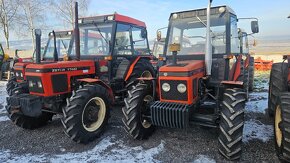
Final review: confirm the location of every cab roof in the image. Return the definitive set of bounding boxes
[169,5,236,20]
[79,13,146,28]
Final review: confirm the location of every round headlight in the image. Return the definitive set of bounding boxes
[177,83,187,93]
[162,83,170,92]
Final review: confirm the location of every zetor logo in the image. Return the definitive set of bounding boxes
[52,67,78,72]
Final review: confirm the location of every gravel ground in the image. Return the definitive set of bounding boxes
[0,71,279,162]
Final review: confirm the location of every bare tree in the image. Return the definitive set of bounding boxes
[16,0,49,50]
[52,0,90,28]
[0,0,19,49]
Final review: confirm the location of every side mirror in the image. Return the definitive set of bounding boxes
[251,21,259,34]
[157,31,162,41]
[141,29,147,39]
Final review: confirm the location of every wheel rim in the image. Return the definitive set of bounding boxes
[141,70,152,78]
[275,105,282,147]
[141,95,153,129]
[82,97,106,132]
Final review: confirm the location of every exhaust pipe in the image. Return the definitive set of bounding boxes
[52,30,58,61]
[74,2,80,60]
[35,29,41,64]
[205,0,213,76]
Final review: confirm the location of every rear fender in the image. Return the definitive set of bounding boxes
[124,56,153,81]
[221,80,244,89]
[77,78,114,102]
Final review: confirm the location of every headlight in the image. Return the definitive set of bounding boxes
[37,81,42,88]
[20,73,23,77]
[162,83,170,92]
[177,83,187,93]
[15,72,19,77]
[29,81,34,87]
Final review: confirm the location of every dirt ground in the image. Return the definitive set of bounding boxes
[0,71,279,162]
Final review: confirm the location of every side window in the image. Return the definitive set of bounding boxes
[115,24,132,55]
[230,16,240,53]
[132,27,149,55]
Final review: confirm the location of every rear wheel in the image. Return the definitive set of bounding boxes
[62,85,111,143]
[218,88,246,160]
[122,82,155,140]
[248,57,254,91]
[6,86,53,129]
[6,76,17,96]
[268,63,288,117]
[237,60,249,100]
[126,59,155,89]
[274,92,290,161]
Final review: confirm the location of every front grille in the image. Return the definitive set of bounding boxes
[150,101,190,128]
[14,70,24,80]
[26,76,44,93]
[160,80,187,101]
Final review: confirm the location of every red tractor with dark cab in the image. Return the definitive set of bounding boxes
[6,30,74,96]
[122,2,258,160]
[6,2,155,144]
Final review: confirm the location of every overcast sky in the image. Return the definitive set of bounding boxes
[5,0,290,41]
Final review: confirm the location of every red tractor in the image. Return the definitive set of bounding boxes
[122,2,259,160]
[6,30,74,96]
[6,3,155,143]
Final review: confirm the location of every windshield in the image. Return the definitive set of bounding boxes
[166,14,227,55]
[43,35,72,59]
[75,23,112,56]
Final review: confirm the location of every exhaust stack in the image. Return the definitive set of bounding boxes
[205,0,213,75]
[74,2,80,60]
[35,29,41,64]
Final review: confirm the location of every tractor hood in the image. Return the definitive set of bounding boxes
[159,60,205,76]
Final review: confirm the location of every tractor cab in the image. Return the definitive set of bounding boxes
[12,30,74,82]
[75,14,152,89]
[238,29,249,55]
[42,30,74,61]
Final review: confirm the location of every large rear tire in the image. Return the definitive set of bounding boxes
[122,82,155,140]
[268,63,288,117]
[274,92,290,161]
[126,59,155,89]
[62,85,111,143]
[6,76,17,96]
[218,88,246,160]
[248,57,254,91]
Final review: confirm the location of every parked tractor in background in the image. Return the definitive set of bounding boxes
[269,16,290,162]
[238,28,255,95]
[6,30,74,96]
[0,44,14,80]
[122,2,259,160]
[6,2,155,144]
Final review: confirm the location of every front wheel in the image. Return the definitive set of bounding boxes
[274,92,290,161]
[62,85,111,143]
[122,82,155,140]
[218,88,246,160]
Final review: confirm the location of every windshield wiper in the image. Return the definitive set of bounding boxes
[93,22,109,44]
[195,16,216,38]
